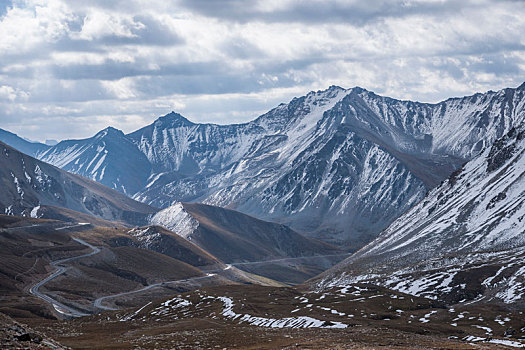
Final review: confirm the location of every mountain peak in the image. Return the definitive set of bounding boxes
[349,86,369,94]
[327,85,345,91]
[157,112,194,126]
[95,126,125,139]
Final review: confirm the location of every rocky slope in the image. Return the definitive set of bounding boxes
[10,83,525,246]
[152,202,339,262]
[0,141,156,225]
[315,124,525,307]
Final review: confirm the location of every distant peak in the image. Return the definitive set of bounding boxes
[350,86,369,94]
[156,112,194,126]
[95,126,125,138]
[316,85,347,95]
[328,85,345,91]
[308,85,347,98]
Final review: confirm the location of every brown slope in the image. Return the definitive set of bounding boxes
[183,202,341,262]
[103,225,221,268]
[176,203,347,284]
[0,215,214,318]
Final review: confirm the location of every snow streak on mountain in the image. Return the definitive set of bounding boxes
[316,120,525,307]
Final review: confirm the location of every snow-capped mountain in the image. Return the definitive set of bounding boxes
[15,83,525,246]
[39,127,152,195]
[315,124,525,306]
[0,141,156,225]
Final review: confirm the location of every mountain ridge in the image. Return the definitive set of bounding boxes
[0,128,50,158]
[313,122,525,307]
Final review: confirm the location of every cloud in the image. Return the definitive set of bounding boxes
[176,0,477,25]
[0,85,29,101]
[0,0,523,142]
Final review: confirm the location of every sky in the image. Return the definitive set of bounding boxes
[0,0,524,142]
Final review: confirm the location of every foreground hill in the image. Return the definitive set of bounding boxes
[3,214,524,348]
[0,141,156,226]
[315,125,525,308]
[0,215,262,318]
[152,202,339,261]
[22,283,525,349]
[151,202,345,283]
[10,83,524,248]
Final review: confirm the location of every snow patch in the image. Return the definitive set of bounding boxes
[30,205,41,218]
[150,203,199,239]
[215,296,347,329]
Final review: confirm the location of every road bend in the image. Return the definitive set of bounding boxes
[28,224,100,318]
[94,252,351,311]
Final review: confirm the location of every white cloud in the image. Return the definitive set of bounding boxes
[101,78,137,99]
[71,10,144,41]
[0,85,29,101]
[0,0,74,53]
[0,0,523,141]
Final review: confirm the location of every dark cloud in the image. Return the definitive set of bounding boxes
[91,14,184,46]
[48,61,225,81]
[60,14,183,47]
[178,0,475,25]
[27,80,114,103]
[130,70,302,96]
[467,54,523,76]
[220,37,265,59]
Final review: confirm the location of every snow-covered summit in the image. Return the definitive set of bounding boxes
[39,126,151,195]
[150,202,199,239]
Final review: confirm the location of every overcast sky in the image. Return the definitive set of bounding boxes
[0,0,524,142]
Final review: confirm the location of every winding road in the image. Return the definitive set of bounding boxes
[20,220,351,316]
[93,252,351,311]
[94,273,218,310]
[28,223,100,318]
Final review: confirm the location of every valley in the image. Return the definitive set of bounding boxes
[1,84,525,349]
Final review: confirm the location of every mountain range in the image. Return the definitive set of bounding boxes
[3,83,525,248]
[0,141,156,226]
[0,140,343,287]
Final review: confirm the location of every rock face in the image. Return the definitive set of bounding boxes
[0,141,156,225]
[6,83,525,246]
[315,124,525,307]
